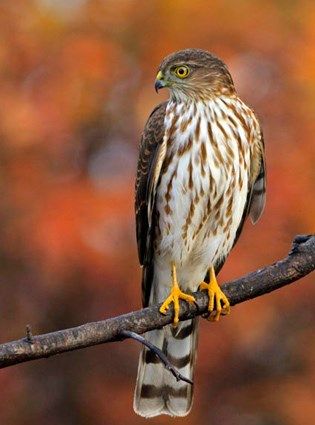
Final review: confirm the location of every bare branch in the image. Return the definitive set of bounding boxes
[0,234,314,370]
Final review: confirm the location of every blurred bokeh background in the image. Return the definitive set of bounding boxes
[0,1,314,424]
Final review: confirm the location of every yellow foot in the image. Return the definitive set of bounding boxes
[199,266,230,322]
[159,263,195,326]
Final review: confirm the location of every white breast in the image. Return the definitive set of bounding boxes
[154,96,256,292]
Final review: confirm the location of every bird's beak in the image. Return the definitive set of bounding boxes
[155,71,166,93]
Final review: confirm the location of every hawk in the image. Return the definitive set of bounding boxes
[134,49,266,418]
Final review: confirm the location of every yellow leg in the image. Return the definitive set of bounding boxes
[159,263,196,326]
[199,266,230,322]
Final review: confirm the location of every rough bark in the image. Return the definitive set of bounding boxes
[0,234,313,369]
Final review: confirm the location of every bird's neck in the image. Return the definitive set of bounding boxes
[169,84,236,103]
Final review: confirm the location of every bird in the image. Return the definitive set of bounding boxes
[133,48,266,418]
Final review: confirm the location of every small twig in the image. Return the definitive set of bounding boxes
[120,330,193,385]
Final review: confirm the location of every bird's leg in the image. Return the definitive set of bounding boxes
[159,262,196,326]
[199,266,230,322]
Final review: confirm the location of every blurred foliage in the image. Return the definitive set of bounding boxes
[0,1,314,424]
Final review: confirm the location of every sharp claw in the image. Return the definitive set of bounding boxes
[209,292,214,311]
[199,267,230,322]
[159,284,195,325]
[209,310,219,322]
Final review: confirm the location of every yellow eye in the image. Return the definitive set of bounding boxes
[174,65,190,79]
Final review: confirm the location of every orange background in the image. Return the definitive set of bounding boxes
[0,1,314,424]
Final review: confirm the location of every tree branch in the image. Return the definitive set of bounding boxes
[0,234,314,369]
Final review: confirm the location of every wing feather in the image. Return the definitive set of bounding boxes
[249,137,266,224]
[135,102,167,306]
[236,128,266,236]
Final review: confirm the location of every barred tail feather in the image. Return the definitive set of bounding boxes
[133,318,199,418]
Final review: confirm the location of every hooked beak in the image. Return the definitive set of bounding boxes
[155,71,166,93]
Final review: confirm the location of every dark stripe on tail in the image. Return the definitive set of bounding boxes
[143,344,191,368]
[140,384,188,399]
[170,322,194,339]
[143,349,160,364]
[167,353,191,368]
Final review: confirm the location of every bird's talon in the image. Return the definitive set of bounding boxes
[199,266,230,321]
[209,311,219,322]
[159,263,195,325]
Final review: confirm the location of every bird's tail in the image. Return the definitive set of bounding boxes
[133,317,199,417]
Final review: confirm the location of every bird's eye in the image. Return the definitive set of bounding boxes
[174,65,190,79]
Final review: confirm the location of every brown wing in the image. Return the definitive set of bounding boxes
[248,132,266,224]
[135,102,167,306]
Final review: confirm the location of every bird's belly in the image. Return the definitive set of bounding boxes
[154,125,249,290]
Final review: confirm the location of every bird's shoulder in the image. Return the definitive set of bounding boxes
[135,101,167,198]
[140,101,168,148]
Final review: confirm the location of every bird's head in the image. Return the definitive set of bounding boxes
[155,48,236,101]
